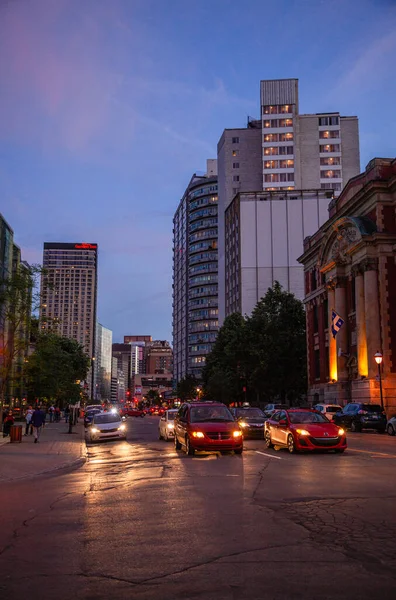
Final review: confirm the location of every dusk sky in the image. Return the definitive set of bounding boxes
[1,0,395,344]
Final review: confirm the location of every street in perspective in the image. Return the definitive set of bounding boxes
[1,1,396,599]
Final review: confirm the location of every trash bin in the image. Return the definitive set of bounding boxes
[10,425,23,443]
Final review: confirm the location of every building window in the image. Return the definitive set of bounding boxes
[233,175,240,182]
[278,146,294,155]
[263,133,278,143]
[279,118,293,127]
[279,159,294,168]
[320,144,340,153]
[314,349,321,380]
[279,173,294,182]
[264,160,279,169]
[233,188,238,195]
[321,183,341,191]
[320,157,341,166]
[232,150,238,156]
[321,170,341,179]
[264,174,279,183]
[232,137,239,143]
[233,162,239,168]
[319,116,339,126]
[263,147,279,156]
[279,132,294,142]
[319,130,340,139]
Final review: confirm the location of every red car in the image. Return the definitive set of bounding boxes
[126,407,145,418]
[174,402,243,455]
[264,408,347,454]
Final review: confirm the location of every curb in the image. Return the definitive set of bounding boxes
[0,455,87,483]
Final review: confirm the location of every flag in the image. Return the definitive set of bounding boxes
[331,310,344,338]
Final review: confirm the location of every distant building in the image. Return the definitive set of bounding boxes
[217,78,360,323]
[145,340,173,374]
[40,242,98,398]
[112,343,133,395]
[298,158,396,413]
[225,189,333,316]
[133,373,173,402]
[173,160,219,382]
[94,323,112,403]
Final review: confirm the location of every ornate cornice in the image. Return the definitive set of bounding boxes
[361,257,379,272]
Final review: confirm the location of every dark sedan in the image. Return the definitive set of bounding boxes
[333,403,386,433]
[232,407,266,438]
[84,408,102,428]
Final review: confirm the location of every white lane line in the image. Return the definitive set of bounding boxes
[256,450,283,460]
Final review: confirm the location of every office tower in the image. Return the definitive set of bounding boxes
[218,78,360,323]
[124,335,152,374]
[173,160,218,382]
[40,242,98,396]
[112,343,133,394]
[145,340,173,374]
[94,323,112,403]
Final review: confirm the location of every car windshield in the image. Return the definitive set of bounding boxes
[93,414,120,424]
[362,405,383,412]
[325,406,341,413]
[288,411,329,424]
[87,410,101,416]
[167,411,178,420]
[236,408,265,419]
[190,406,234,422]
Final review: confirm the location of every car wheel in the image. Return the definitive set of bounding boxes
[185,436,195,455]
[335,449,345,453]
[158,431,162,440]
[265,431,273,448]
[287,434,296,454]
[174,433,182,450]
[141,414,145,418]
[387,424,395,436]
[234,448,243,455]
[351,421,361,433]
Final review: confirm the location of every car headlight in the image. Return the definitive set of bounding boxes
[167,423,174,429]
[338,428,345,436]
[233,430,243,438]
[296,429,310,436]
[119,424,126,431]
[91,427,100,434]
[239,421,250,428]
[192,431,204,438]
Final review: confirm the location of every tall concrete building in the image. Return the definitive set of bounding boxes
[173,160,218,382]
[218,78,360,323]
[94,323,112,403]
[112,343,133,395]
[40,242,98,397]
[145,340,173,375]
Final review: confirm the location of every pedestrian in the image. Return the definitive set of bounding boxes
[2,411,14,437]
[55,406,61,422]
[64,406,70,423]
[25,406,34,436]
[31,406,45,443]
[49,405,55,423]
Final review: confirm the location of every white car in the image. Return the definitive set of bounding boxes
[88,412,127,443]
[313,404,342,421]
[386,416,396,436]
[158,409,178,441]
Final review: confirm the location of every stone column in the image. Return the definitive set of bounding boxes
[327,285,337,382]
[363,259,382,379]
[335,277,348,380]
[354,267,368,377]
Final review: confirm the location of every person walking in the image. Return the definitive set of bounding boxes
[55,406,61,422]
[64,406,70,424]
[31,406,45,443]
[25,406,34,436]
[48,405,55,423]
[2,411,14,438]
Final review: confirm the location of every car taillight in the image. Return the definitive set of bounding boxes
[358,410,367,415]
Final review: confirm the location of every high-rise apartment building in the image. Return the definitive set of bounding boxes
[145,340,173,375]
[40,242,98,396]
[173,160,218,382]
[218,78,360,322]
[112,343,133,394]
[94,323,112,403]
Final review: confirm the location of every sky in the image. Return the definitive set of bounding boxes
[1,0,395,344]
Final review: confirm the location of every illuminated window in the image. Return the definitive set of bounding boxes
[319,130,340,139]
[263,133,278,142]
[264,147,279,156]
[264,160,279,169]
[279,159,294,168]
[320,144,340,153]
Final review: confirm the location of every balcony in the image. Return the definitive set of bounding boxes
[189,252,217,265]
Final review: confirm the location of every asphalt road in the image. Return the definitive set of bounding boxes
[1,416,396,600]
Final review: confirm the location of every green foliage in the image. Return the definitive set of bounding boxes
[24,333,90,407]
[145,389,161,406]
[203,282,307,405]
[176,374,200,402]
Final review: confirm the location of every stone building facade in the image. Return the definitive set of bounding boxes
[298,158,396,414]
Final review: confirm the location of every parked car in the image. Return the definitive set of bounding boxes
[264,408,347,453]
[332,403,386,433]
[386,416,396,436]
[231,407,266,438]
[84,408,102,428]
[88,412,127,443]
[158,409,178,441]
[263,403,289,418]
[313,404,342,421]
[174,402,243,455]
[126,407,145,418]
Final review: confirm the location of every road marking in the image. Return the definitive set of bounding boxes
[256,450,283,460]
[348,448,396,458]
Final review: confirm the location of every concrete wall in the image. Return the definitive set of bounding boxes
[340,117,361,185]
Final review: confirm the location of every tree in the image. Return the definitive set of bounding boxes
[24,333,90,407]
[176,374,200,402]
[145,389,161,406]
[246,282,307,403]
[202,313,248,405]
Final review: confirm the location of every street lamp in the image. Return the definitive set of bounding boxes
[374,352,384,409]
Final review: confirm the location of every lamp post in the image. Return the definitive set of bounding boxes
[374,352,384,410]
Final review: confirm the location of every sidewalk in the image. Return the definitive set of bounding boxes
[0,421,87,482]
